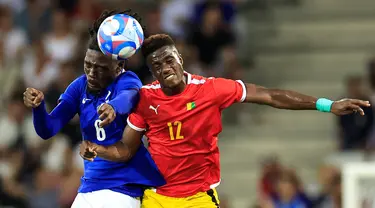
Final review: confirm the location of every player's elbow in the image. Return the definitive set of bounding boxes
[113,155,132,162]
[35,129,55,140]
[267,97,290,109]
[115,149,134,162]
[33,120,60,140]
[104,153,133,163]
[38,133,53,140]
[267,97,284,108]
[261,89,286,109]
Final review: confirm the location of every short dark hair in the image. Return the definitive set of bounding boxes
[141,34,175,58]
[88,9,144,52]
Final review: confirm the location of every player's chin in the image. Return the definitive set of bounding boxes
[87,83,101,92]
[163,78,181,88]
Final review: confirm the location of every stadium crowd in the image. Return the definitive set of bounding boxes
[0,0,374,208]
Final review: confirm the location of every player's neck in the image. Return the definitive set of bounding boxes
[87,87,101,95]
[162,75,187,96]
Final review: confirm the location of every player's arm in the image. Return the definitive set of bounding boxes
[243,84,370,115]
[97,89,139,127]
[86,100,147,162]
[24,78,81,139]
[88,125,143,162]
[97,74,142,127]
[108,73,142,115]
[243,84,317,109]
[107,89,139,115]
[213,78,370,116]
[24,89,78,140]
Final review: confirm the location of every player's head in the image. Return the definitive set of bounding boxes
[141,34,184,89]
[85,9,144,92]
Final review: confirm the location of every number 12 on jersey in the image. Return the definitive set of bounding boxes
[167,121,184,140]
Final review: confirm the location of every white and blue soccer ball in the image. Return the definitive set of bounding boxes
[97,14,144,60]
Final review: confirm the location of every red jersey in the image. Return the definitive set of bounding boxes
[127,73,246,197]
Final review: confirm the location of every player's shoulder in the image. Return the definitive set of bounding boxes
[73,74,87,83]
[59,75,86,103]
[115,70,142,89]
[189,73,213,85]
[139,73,212,94]
[141,80,161,90]
[121,70,141,81]
[188,73,218,91]
[138,80,161,97]
[69,74,87,91]
[198,75,238,86]
[189,74,243,93]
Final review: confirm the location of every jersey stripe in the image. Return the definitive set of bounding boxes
[190,78,206,84]
[127,117,146,131]
[141,72,204,90]
[209,180,221,189]
[142,84,161,89]
[236,80,247,102]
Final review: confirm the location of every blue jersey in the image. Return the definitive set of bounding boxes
[58,71,165,196]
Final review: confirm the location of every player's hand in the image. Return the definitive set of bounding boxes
[79,141,97,162]
[97,103,116,127]
[331,99,371,116]
[23,88,44,108]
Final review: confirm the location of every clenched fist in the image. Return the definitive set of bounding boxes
[23,88,44,108]
[79,140,97,162]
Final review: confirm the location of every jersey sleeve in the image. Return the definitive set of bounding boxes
[58,76,83,111]
[108,72,142,115]
[116,71,143,91]
[127,106,147,132]
[212,77,246,109]
[127,90,147,132]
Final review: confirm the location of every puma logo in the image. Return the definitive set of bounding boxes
[149,105,160,115]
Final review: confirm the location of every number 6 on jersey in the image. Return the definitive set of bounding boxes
[94,119,106,141]
[168,121,184,140]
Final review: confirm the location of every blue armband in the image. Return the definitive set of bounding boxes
[316,98,334,112]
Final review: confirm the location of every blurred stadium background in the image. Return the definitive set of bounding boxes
[1,0,375,207]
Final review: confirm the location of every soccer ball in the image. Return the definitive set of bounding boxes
[97,14,144,60]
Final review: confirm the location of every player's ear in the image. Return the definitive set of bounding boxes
[115,60,125,73]
[118,60,126,69]
[178,53,183,66]
[149,68,157,80]
[112,61,123,75]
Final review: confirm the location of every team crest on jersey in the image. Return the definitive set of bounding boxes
[186,102,196,111]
